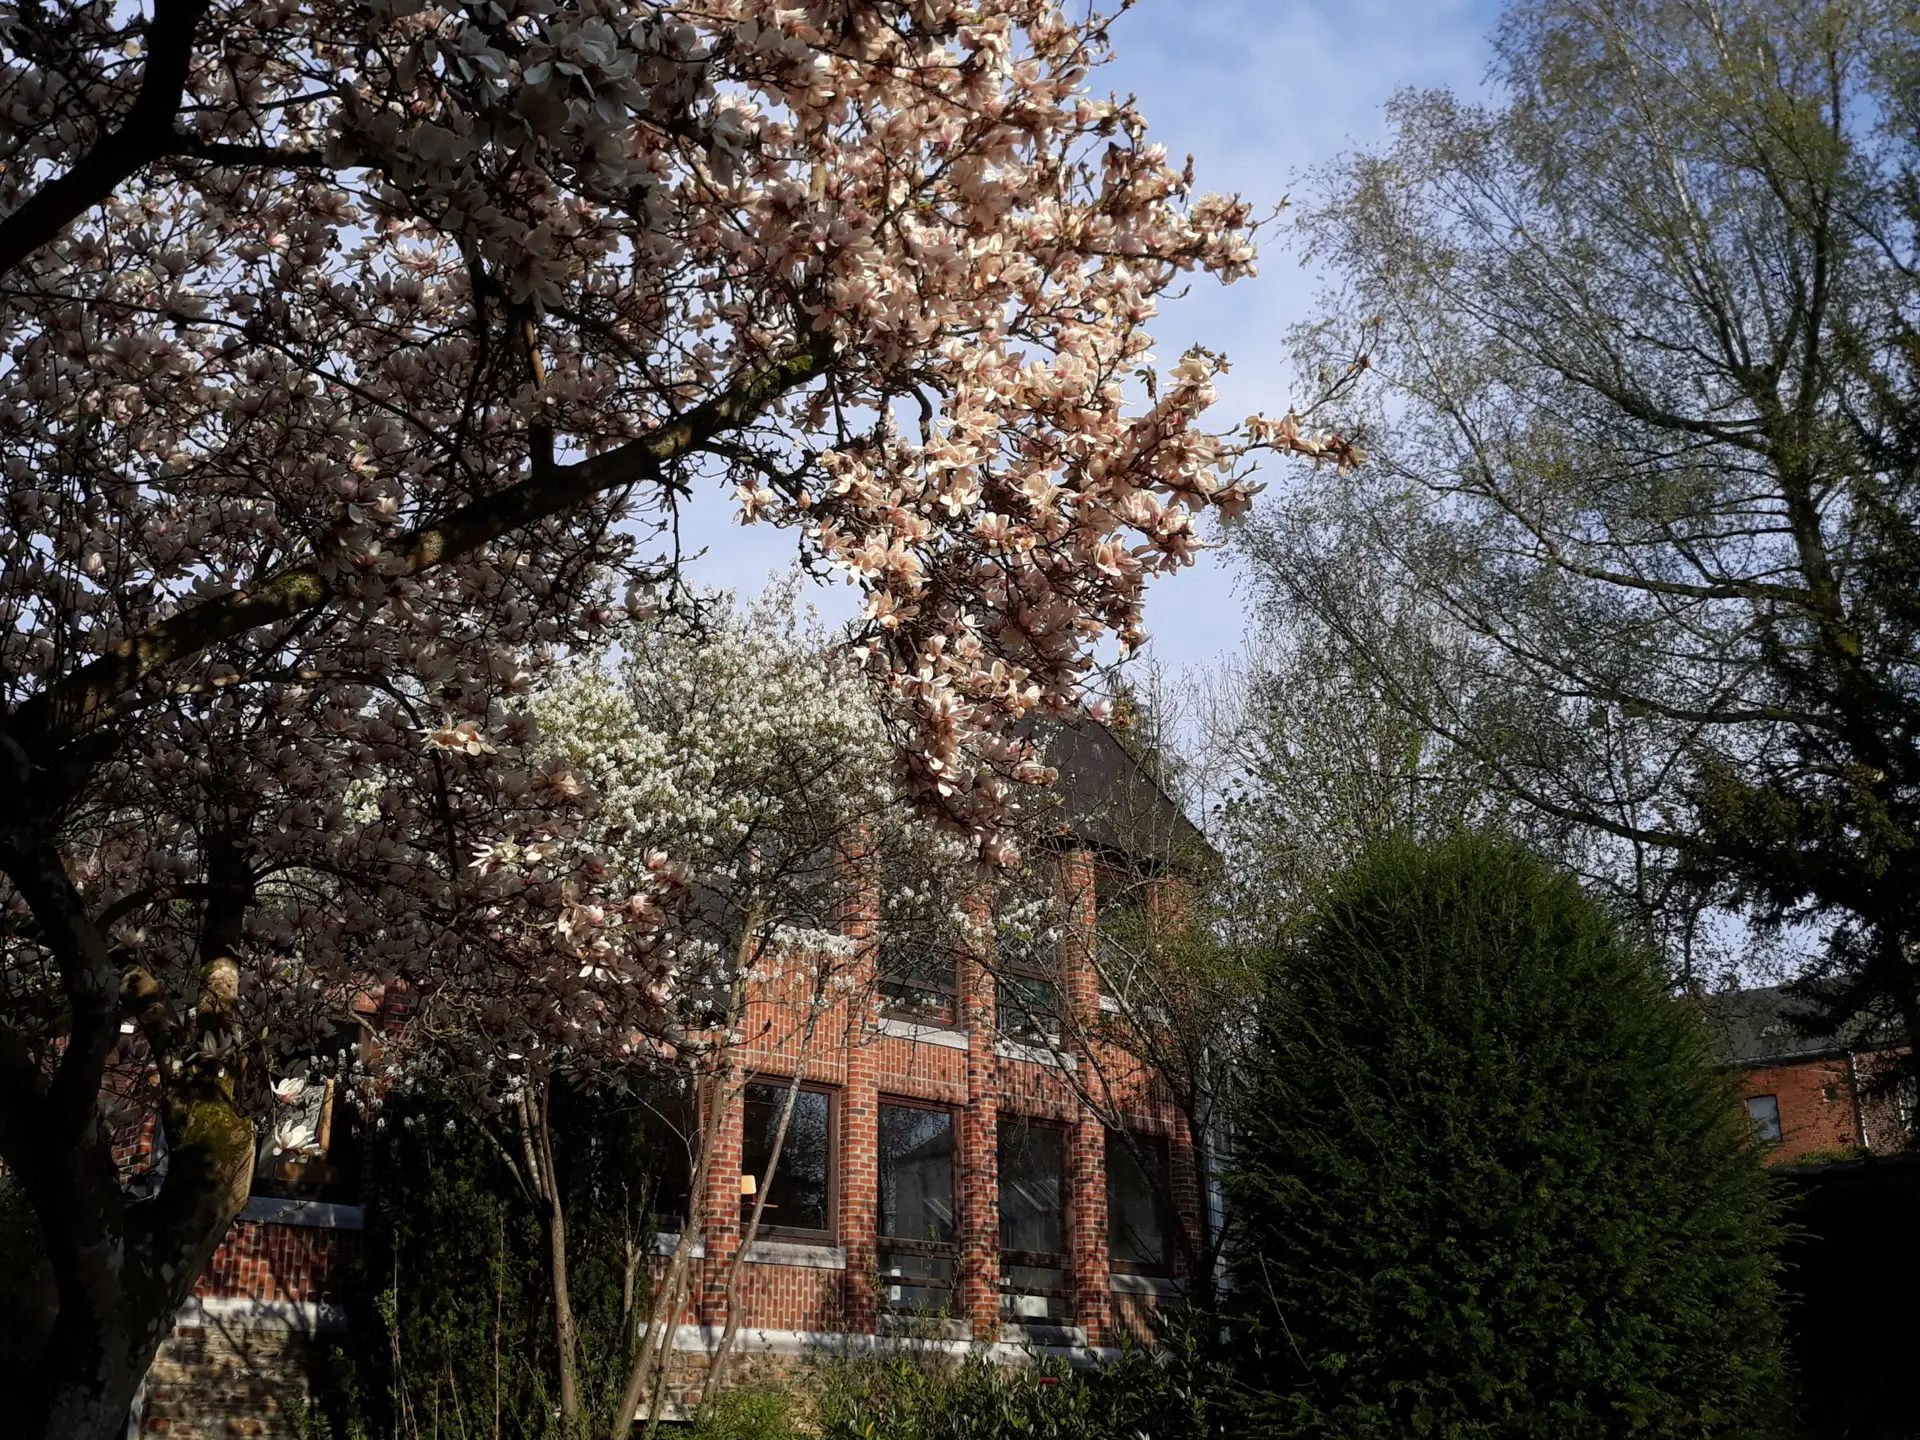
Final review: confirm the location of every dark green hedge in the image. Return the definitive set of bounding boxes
[1225,833,1791,1439]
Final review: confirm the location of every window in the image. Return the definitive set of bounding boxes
[877,1102,957,1313]
[996,971,1061,1046]
[253,1027,362,1203]
[741,1082,834,1239]
[1106,1131,1172,1275]
[633,1075,697,1224]
[877,859,961,1026]
[998,1118,1071,1323]
[877,944,960,1027]
[1095,867,1150,995]
[1746,1094,1783,1145]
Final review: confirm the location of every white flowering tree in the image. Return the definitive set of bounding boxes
[0,1,1353,1431]
[389,587,1005,1434]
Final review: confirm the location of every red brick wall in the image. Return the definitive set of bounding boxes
[1729,1050,1914,1165]
[174,846,1197,1363]
[195,1221,357,1305]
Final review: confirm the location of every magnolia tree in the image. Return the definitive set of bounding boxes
[0,1,1350,1432]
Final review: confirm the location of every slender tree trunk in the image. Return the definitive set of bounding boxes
[703,991,827,1401]
[518,1083,580,1429]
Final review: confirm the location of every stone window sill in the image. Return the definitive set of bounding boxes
[995,1038,1075,1069]
[238,1197,365,1230]
[876,1015,970,1050]
[1109,1274,1184,1297]
[743,1239,847,1269]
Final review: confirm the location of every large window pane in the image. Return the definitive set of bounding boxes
[634,1075,697,1223]
[1745,1094,1782,1145]
[742,1083,833,1237]
[997,1120,1066,1256]
[998,1119,1070,1323]
[1106,1131,1170,1273]
[878,1104,955,1243]
[996,974,1060,1045]
[878,1103,957,1315]
[877,945,959,1025]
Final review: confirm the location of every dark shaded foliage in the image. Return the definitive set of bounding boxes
[1226,834,1792,1438]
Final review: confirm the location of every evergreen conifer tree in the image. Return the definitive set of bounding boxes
[1226,833,1790,1438]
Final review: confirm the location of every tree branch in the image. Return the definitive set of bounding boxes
[13,345,830,761]
[0,0,211,280]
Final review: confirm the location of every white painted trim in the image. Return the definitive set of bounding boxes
[239,1197,365,1230]
[1109,1274,1185,1297]
[743,1239,846,1269]
[995,1039,1076,1070]
[174,1297,349,1334]
[653,1232,707,1258]
[875,1015,970,1050]
[1097,993,1123,1014]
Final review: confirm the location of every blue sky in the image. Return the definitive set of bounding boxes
[675,0,1505,682]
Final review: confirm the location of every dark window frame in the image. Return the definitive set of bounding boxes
[876,1097,961,1315]
[632,1073,699,1228]
[252,1024,364,1203]
[1104,1129,1175,1277]
[996,1115,1074,1324]
[876,941,962,1028]
[740,1078,839,1243]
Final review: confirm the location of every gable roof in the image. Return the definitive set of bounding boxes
[1697,984,1904,1067]
[1033,720,1214,874]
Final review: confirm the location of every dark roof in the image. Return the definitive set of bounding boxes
[1033,720,1213,873]
[1697,985,1903,1068]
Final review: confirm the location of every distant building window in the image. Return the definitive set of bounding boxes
[741,1083,834,1239]
[1094,866,1150,998]
[877,1102,957,1314]
[1106,1131,1173,1275]
[1746,1094,1783,1145]
[878,861,961,1026]
[999,1118,1071,1323]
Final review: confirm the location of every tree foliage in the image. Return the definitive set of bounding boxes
[1225,833,1791,1439]
[0,1,1355,1427]
[1242,0,1920,1007]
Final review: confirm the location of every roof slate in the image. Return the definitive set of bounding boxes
[1697,985,1903,1067]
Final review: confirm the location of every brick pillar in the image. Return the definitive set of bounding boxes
[960,942,1001,1342]
[1169,1110,1204,1292]
[840,830,881,1332]
[1060,848,1107,1344]
[697,1069,744,1327]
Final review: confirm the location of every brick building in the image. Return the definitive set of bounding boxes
[135,721,1213,1434]
[1700,985,1912,1165]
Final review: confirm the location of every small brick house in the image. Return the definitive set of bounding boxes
[1699,985,1912,1165]
[136,721,1214,1434]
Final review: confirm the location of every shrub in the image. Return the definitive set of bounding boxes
[1226,833,1791,1438]
[810,1318,1236,1440]
[691,1385,799,1440]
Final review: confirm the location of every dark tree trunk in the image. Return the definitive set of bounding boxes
[0,780,260,1440]
[11,1097,253,1440]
